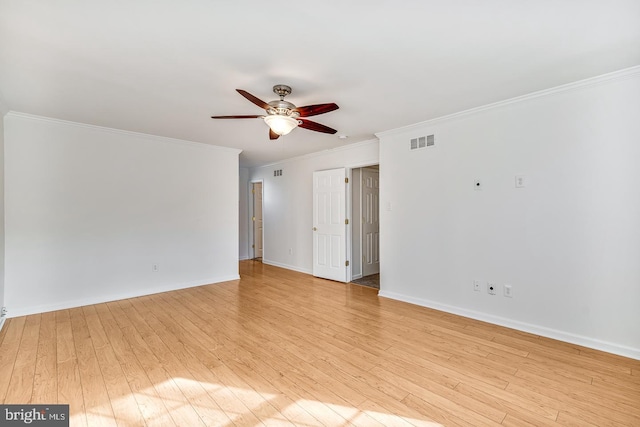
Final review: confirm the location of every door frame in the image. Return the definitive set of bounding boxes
[248,179,264,260]
[361,166,380,278]
[345,162,380,283]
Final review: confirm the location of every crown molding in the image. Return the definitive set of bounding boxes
[5,111,242,155]
[376,65,640,138]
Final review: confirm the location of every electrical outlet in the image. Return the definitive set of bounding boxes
[515,175,526,188]
[288,248,293,255]
[473,280,482,292]
[504,284,513,298]
[487,283,497,295]
[152,264,159,272]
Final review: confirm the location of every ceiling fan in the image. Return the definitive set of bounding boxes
[211,85,339,140]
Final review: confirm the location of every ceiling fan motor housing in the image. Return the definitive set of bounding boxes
[267,99,300,119]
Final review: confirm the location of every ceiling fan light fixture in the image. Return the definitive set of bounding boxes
[264,114,298,136]
[212,87,338,138]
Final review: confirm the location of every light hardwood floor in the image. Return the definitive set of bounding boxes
[1,260,639,426]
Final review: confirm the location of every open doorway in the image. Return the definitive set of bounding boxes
[350,165,380,289]
[310,165,380,287]
[251,181,263,261]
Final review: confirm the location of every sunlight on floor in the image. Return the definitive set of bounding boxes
[97,377,444,426]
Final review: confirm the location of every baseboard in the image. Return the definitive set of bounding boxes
[239,256,250,261]
[261,259,313,275]
[0,316,5,334]
[7,274,240,318]
[379,290,640,361]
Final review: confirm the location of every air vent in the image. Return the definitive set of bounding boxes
[274,169,283,177]
[410,135,435,150]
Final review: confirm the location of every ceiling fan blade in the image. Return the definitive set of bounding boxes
[298,119,337,134]
[211,115,263,119]
[269,129,280,140]
[237,89,270,110]
[296,103,339,117]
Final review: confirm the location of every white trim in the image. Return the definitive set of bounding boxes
[376,65,640,138]
[7,275,240,318]
[239,256,251,261]
[379,290,640,361]
[262,259,313,275]
[0,316,5,334]
[347,161,379,169]
[5,111,242,155]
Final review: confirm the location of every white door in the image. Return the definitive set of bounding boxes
[362,168,380,276]
[313,168,347,282]
[253,182,263,258]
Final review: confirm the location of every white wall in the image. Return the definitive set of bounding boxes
[239,167,250,260]
[378,68,640,359]
[5,113,241,317]
[0,96,7,324]
[248,140,379,274]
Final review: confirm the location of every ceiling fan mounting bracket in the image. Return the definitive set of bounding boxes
[273,84,292,100]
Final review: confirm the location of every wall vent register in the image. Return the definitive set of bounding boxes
[410,134,435,150]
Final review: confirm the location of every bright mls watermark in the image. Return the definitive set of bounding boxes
[0,405,69,426]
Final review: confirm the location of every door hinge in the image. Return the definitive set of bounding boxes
[345,218,349,225]
[252,244,255,248]
[345,260,350,267]
[345,177,349,184]
[252,189,255,194]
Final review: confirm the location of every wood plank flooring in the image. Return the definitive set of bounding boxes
[1,260,639,426]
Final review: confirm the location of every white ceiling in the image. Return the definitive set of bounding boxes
[1,1,639,167]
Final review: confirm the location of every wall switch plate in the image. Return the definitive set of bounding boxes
[473,280,482,292]
[504,284,513,298]
[474,179,482,191]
